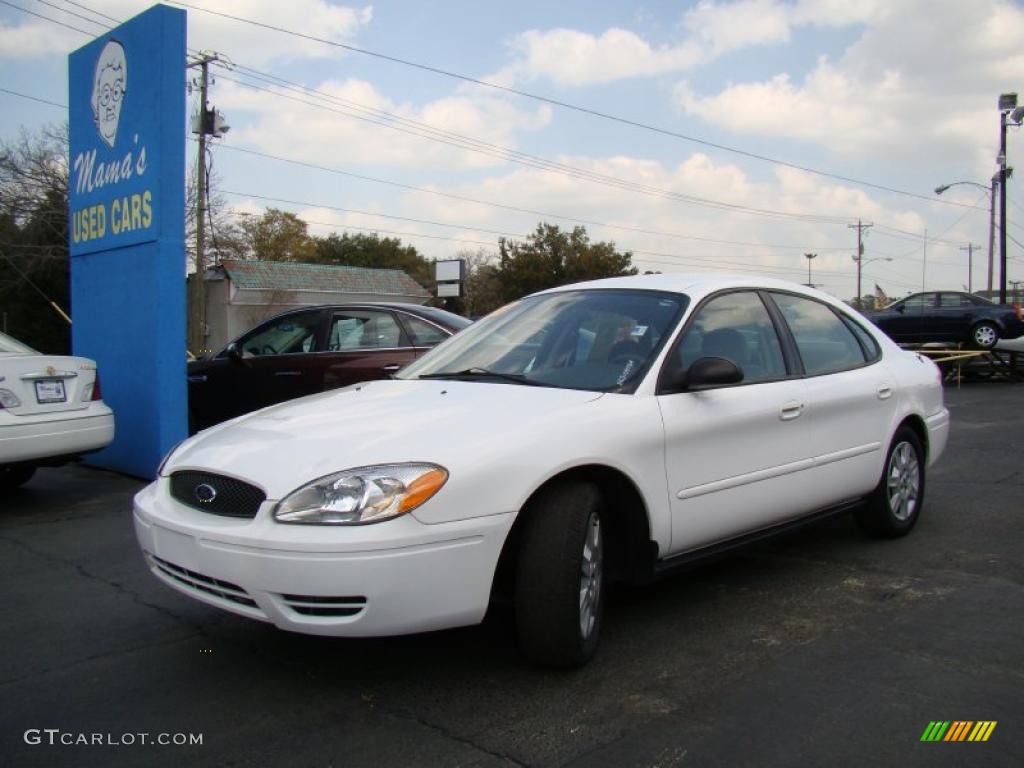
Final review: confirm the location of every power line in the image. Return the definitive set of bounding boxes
[35,0,108,30]
[0,87,66,109]
[164,0,987,210]
[214,69,853,225]
[0,0,91,35]
[220,188,851,253]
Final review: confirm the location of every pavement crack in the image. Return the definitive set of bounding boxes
[376,704,528,767]
[0,532,193,625]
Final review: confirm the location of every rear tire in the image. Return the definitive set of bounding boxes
[514,481,605,667]
[0,465,37,490]
[970,321,999,350]
[855,427,925,538]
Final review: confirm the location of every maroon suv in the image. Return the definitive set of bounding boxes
[188,303,470,431]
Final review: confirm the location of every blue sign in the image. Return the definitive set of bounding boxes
[68,4,187,478]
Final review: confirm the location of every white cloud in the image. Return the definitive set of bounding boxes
[683,0,792,56]
[217,77,551,171]
[0,1,373,65]
[497,28,703,87]
[494,0,889,88]
[674,1,1024,175]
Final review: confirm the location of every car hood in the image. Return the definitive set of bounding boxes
[165,379,604,498]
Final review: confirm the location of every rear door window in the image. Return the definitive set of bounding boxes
[770,293,868,375]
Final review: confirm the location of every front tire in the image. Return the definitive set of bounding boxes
[970,321,999,350]
[855,427,925,538]
[0,465,37,490]
[514,481,605,667]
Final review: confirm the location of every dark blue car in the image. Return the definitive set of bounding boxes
[864,291,1024,349]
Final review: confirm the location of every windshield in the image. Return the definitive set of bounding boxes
[398,289,688,392]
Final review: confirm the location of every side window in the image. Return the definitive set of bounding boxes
[675,291,787,384]
[771,293,867,375]
[328,311,405,351]
[239,312,320,357]
[403,315,449,347]
[938,293,973,308]
[901,293,934,310]
[842,315,882,362]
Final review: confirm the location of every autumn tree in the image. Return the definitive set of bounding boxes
[0,124,70,352]
[497,223,636,303]
[231,208,316,262]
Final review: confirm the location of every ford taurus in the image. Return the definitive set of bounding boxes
[135,275,949,666]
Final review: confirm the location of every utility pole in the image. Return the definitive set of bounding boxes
[186,52,222,354]
[960,243,975,293]
[848,219,873,308]
[988,174,998,294]
[922,228,927,293]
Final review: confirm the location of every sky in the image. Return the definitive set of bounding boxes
[1,0,1023,302]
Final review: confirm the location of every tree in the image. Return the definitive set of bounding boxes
[0,124,70,352]
[496,223,636,303]
[312,231,433,291]
[231,208,316,262]
[458,248,503,317]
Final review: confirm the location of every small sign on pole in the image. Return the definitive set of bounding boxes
[435,259,464,298]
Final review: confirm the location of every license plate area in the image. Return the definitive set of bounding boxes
[35,379,66,404]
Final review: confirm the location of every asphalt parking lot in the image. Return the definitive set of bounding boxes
[1,383,1022,767]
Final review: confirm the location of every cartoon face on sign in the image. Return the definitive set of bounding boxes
[91,40,127,148]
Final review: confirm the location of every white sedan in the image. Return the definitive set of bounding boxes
[0,331,115,488]
[135,275,949,666]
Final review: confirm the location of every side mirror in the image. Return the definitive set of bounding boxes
[661,356,743,393]
[226,342,244,364]
[893,304,905,314]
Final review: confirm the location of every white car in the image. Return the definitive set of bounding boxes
[135,275,949,666]
[0,331,115,488]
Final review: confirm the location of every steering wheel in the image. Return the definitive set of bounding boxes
[260,344,278,355]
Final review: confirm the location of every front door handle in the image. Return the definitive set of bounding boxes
[187,375,207,383]
[382,364,402,373]
[780,402,804,421]
[274,371,302,377]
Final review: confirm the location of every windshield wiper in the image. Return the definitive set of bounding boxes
[418,367,545,386]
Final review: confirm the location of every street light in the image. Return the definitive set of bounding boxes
[851,254,893,308]
[998,92,1023,304]
[804,252,817,287]
[935,178,998,294]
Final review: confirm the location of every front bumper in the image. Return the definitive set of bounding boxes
[133,480,514,637]
[0,405,115,464]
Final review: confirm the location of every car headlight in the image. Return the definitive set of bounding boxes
[274,463,448,525]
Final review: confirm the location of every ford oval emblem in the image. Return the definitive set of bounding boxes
[194,483,217,503]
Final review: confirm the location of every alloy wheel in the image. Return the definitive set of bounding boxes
[887,441,920,522]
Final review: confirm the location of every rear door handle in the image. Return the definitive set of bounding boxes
[877,384,893,400]
[187,375,207,383]
[780,402,804,421]
[382,364,402,373]
[274,371,302,377]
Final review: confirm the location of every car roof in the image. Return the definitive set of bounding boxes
[536,273,836,302]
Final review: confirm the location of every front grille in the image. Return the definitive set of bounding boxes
[280,594,367,617]
[170,470,265,518]
[151,556,259,609]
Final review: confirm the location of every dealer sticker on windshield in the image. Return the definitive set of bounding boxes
[35,379,66,404]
